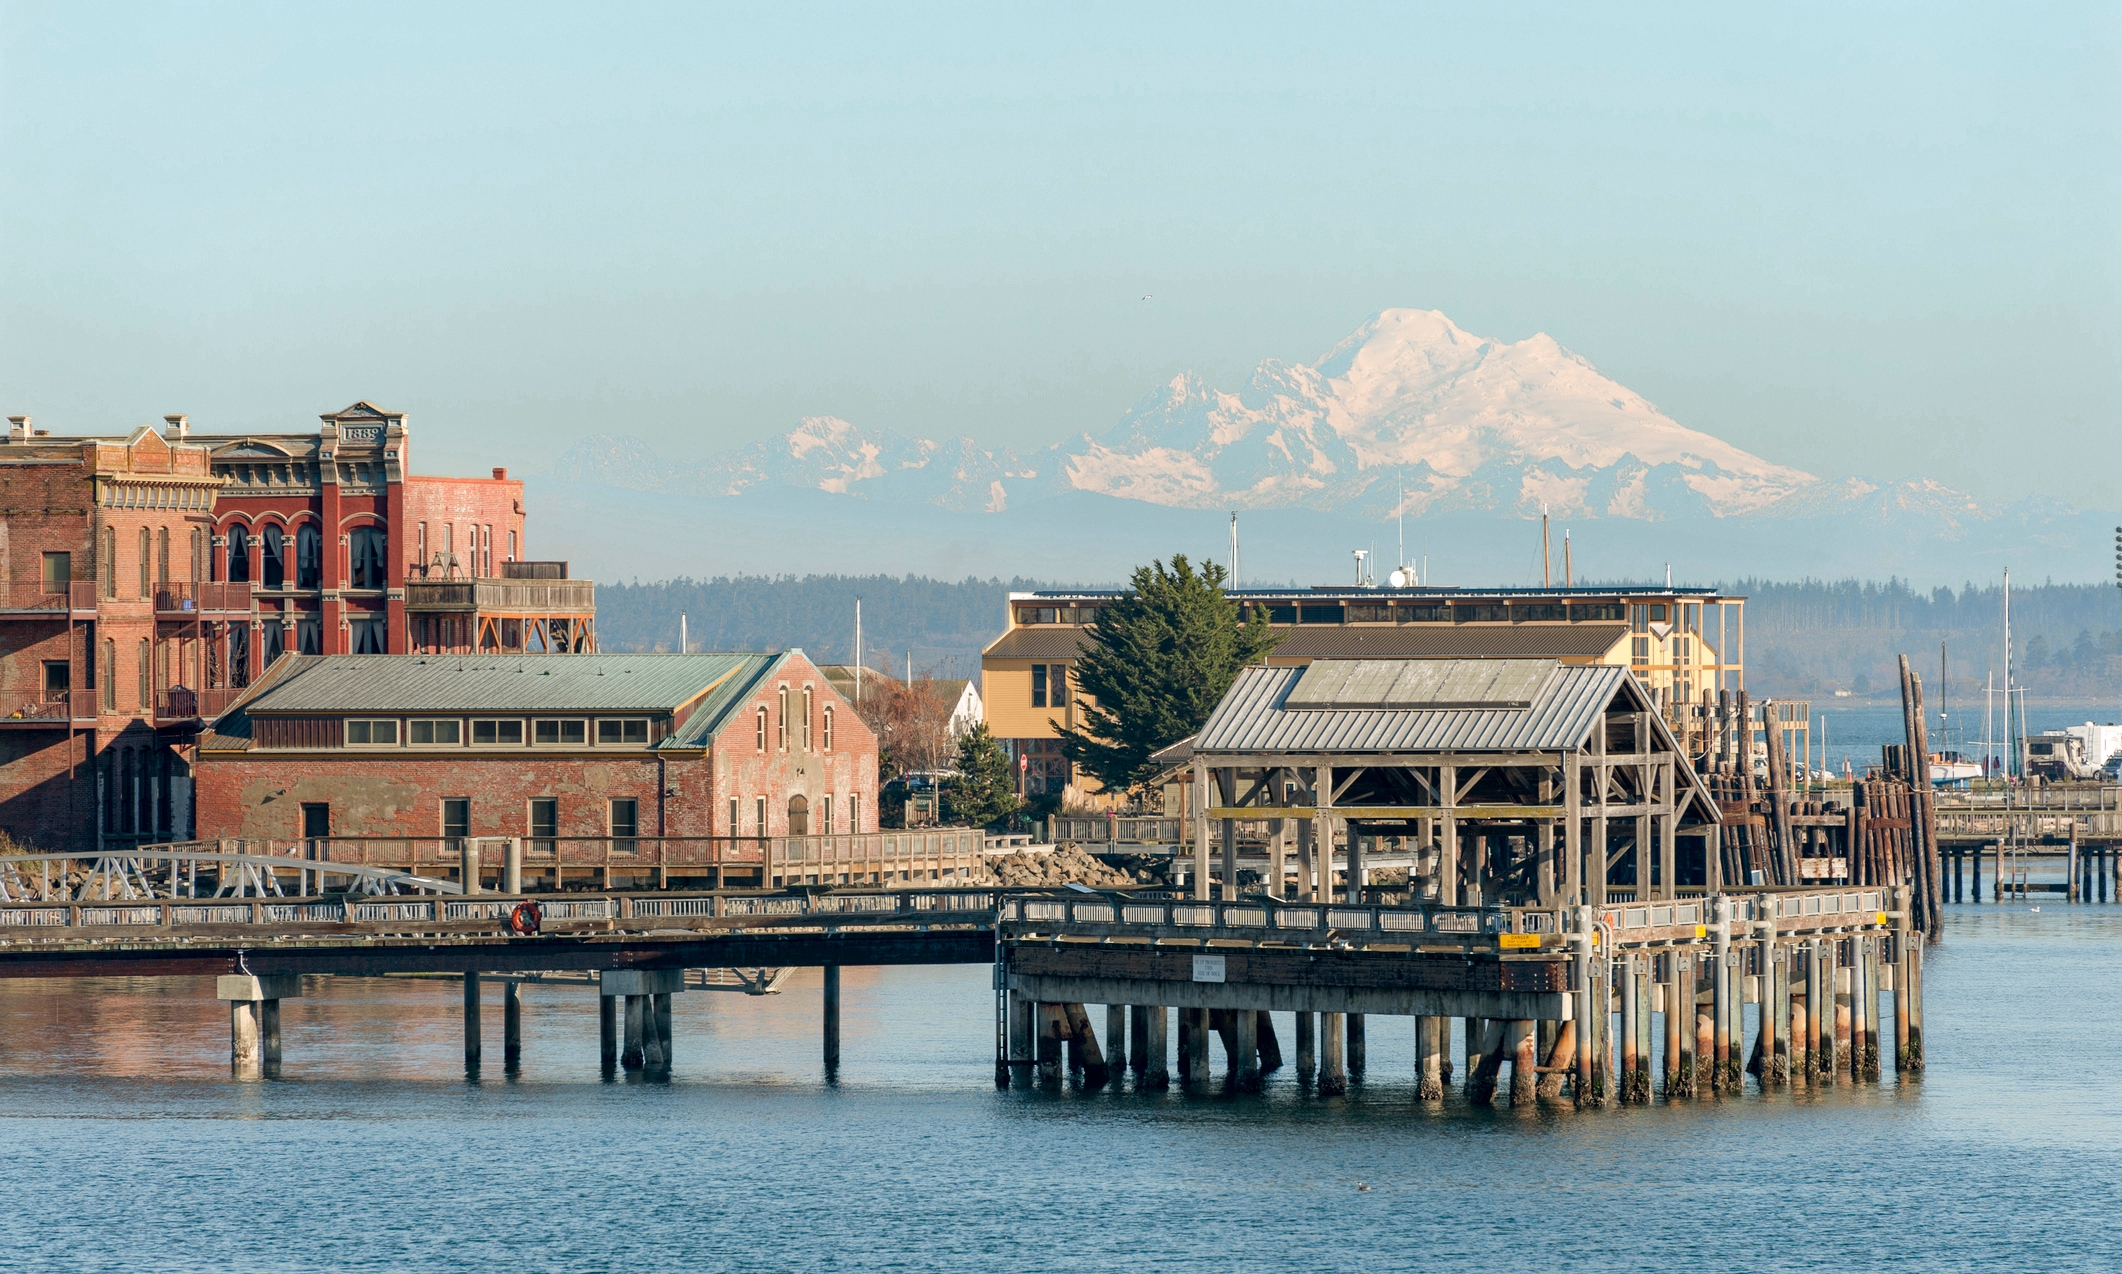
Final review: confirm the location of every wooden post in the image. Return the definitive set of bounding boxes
[1219,772,1238,900]
[1295,1011,1316,1076]
[1296,817,1315,901]
[599,994,618,1073]
[1317,765,1337,903]
[1810,939,1832,1083]
[1711,902,1731,1090]
[621,994,645,1071]
[1232,1006,1259,1091]
[1038,1004,1065,1086]
[1677,954,1700,1097]
[822,964,842,1073]
[653,992,673,1071]
[461,840,481,895]
[464,971,482,1067]
[1256,1011,1283,1072]
[1470,1017,1506,1104]
[1141,1005,1170,1090]
[1185,1007,1212,1086]
[1107,1003,1127,1073]
[1508,1019,1538,1105]
[1536,1018,1576,1100]
[1440,764,1458,905]
[1659,761,1678,901]
[505,837,522,895]
[1062,1002,1109,1086]
[1636,957,1653,1100]
[1863,938,1881,1081]
[503,981,523,1067]
[1537,774,1557,904]
[1346,1013,1366,1077]
[1465,1016,1488,1094]
[1663,954,1683,1096]
[1191,760,1211,901]
[1620,957,1642,1102]
[1127,1005,1148,1077]
[1319,1011,1347,1095]
[1417,1016,1445,1100]
[1905,938,1925,1073]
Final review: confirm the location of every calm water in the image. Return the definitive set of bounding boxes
[1783,700,2119,776]
[2,906,2118,1272]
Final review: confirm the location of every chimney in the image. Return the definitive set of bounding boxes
[6,415,28,441]
[164,413,189,440]
[492,467,507,480]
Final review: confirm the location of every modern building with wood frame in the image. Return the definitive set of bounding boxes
[982,583,1746,800]
[1182,657,1723,905]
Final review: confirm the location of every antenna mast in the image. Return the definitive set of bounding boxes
[1541,504,1551,587]
[1564,530,1573,588]
[1229,511,1240,588]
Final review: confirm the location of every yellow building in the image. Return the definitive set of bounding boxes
[981,585,1747,800]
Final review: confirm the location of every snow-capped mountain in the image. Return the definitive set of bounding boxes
[1059,309,1818,519]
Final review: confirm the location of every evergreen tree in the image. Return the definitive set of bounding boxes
[943,723,1022,829]
[1056,555,1278,793]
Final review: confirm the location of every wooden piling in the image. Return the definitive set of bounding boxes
[1636,958,1654,1100]
[1862,939,1881,1080]
[1256,1011,1283,1072]
[599,994,617,1072]
[1141,1005,1170,1090]
[1905,939,1925,1072]
[1185,1008,1212,1086]
[1037,1004,1065,1086]
[1319,1011,1347,1095]
[1295,1011,1316,1076]
[1417,1016,1445,1100]
[464,971,482,1067]
[823,964,842,1073]
[1128,1005,1148,1078]
[641,995,667,1072]
[1346,1013,1366,1077]
[621,995,645,1071]
[503,981,522,1067]
[1536,1018,1576,1100]
[1664,954,1685,1096]
[1790,955,1810,1087]
[1469,1018,1506,1105]
[231,1000,262,1079]
[1063,1002,1109,1087]
[653,992,673,1071]
[1107,1004,1127,1073]
[1508,1019,1538,1105]
[1233,1008,1260,1091]
[1465,1016,1489,1095]
[1620,958,1643,1103]
[1711,927,1732,1091]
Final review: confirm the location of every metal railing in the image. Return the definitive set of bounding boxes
[153,582,252,615]
[155,686,243,722]
[0,847,458,905]
[0,692,87,724]
[0,581,99,612]
[1050,816,1186,845]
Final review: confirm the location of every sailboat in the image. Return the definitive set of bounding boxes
[1929,640,1982,784]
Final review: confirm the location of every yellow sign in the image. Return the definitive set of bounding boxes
[1694,925,1707,939]
[1498,933,1541,950]
[1876,913,1888,926]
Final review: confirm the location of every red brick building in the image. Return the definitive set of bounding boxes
[194,650,879,887]
[0,403,585,853]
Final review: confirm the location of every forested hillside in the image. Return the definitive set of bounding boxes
[594,573,2122,703]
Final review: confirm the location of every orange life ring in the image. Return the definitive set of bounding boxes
[508,899,542,936]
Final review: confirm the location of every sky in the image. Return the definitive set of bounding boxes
[3,2,2116,508]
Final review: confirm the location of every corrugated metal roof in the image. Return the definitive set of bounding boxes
[1271,624,1628,659]
[981,628,1094,659]
[1287,659,1558,710]
[663,654,787,748]
[1196,660,1634,754]
[237,653,771,715]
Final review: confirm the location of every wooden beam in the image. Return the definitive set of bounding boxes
[1207,805,1569,821]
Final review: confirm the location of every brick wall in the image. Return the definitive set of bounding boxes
[403,474,527,577]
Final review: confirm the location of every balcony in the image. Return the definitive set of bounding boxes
[155,686,243,723]
[404,578,595,613]
[0,692,92,727]
[0,581,99,616]
[154,582,253,616]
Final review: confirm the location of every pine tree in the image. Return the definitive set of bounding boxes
[1056,555,1278,793]
[943,723,1022,829]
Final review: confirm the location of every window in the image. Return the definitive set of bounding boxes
[596,719,649,744]
[822,794,834,834]
[41,551,69,592]
[295,523,322,589]
[1076,606,1099,625]
[1514,603,1567,622]
[190,528,205,583]
[802,687,814,750]
[1015,606,1059,625]
[1631,637,1651,666]
[1649,604,1668,623]
[297,617,320,655]
[226,525,250,582]
[483,524,493,577]
[410,719,462,745]
[261,525,284,589]
[301,803,330,840]
[1570,602,1625,622]
[1400,603,1450,622]
[530,798,558,853]
[850,792,860,834]
[1347,603,1391,622]
[508,529,517,561]
[229,625,250,686]
[1454,604,1510,622]
[1298,605,1345,625]
[777,687,788,750]
[442,798,471,841]
[755,707,768,751]
[822,706,834,752]
[137,638,149,706]
[346,719,400,745]
[756,795,767,839]
[534,718,587,745]
[138,528,150,597]
[728,797,740,838]
[1674,637,1692,665]
[349,526,387,589]
[156,528,169,585]
[101,638,115,709]
[472,718,525,745]
[42,661,69,696]
[350,616,386,654]
[262,623,284,664]
[102,527,117,597]
[1032,663,1047,708]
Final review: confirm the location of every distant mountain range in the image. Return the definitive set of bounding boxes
[533,309,2112,586]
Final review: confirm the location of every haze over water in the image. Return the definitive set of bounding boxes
[0,906,2115,1272]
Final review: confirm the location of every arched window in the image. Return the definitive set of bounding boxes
[349,525,387,589]
[138,528,150,598]
[101,527,117,598]
[156,527,169,585]
[756,706,768,752]
[226,525,250,583]
[295,523,321,589]
[802,687,814,751]
[261,525,284,589]
[101,638,115,709]
[777,687,788,751]
[822,706,834,753]
[137,638,149,708]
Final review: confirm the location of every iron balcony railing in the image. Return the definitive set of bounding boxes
[154,582,252,615]
[0,581,100,613]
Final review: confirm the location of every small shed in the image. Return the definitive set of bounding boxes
[1187,658,1722,904]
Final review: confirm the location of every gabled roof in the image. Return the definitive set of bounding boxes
[226,653,769,716]
[1198,659,1636,755]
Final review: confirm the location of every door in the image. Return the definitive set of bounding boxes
[301,802,329,840]
[787,794,809,837]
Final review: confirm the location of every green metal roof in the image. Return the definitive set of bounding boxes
[236,653,774,716]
